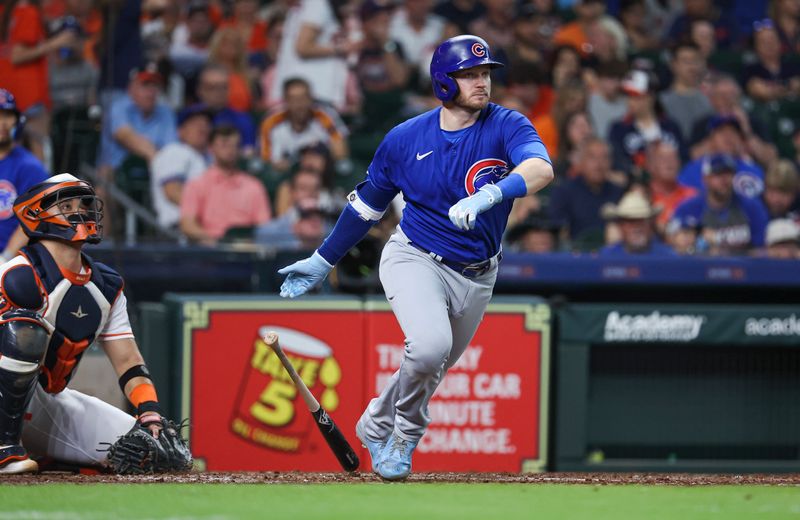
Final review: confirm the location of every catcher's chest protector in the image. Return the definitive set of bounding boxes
[20,243,124,393]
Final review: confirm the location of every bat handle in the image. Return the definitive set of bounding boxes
[264,332,321,413]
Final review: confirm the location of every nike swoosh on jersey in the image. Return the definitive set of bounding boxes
[416,151,433,160]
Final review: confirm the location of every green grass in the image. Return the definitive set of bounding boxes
[1,483,798,520]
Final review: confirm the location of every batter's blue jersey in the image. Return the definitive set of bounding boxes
[366,103,550,263]
[0,147,49,248]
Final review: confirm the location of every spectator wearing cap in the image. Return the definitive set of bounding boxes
[150,104,212,230]
[679,116,766,199]
[505,214,560,254]
[608,69,685,179]
[762,159,800,221]
[646,141,697,234]
[548,137,625,249]
[169,0,214,80]
[180,124,271,245]
[658,42,712,142]
[599,190,674,256]
[195,64,257,154]
[765,218,800,259]
[353,0,410,130]
[588,59,627,141]
[259,77,349,173]
[48,11,99,111]
[672,153,769,256]
[664,0,741,50]
[0,88,48,261]
[688,73,776,168]
[98,63,177,172]
[743,18,800,104]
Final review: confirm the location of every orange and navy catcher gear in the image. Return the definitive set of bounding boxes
[429,35,504,102]
[13,173,103,244]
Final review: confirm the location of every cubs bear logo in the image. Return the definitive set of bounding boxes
[471,42,486,57]
[0,180,17,219]
[464,158,508,195]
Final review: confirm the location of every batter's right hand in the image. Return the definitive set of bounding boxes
[277,251,334,298]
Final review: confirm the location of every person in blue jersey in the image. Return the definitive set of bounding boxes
[0,89,48,264]
[671,153,769,256]
[277,35,554,480]
[599,190,675,257]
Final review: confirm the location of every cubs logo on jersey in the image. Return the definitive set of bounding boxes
[464,158,508,195]
[0,180,18,219]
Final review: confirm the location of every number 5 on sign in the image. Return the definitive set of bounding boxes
[250,380,297,426]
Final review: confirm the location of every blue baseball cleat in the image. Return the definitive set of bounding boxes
[355,421,386,474]
[378,434,418,481]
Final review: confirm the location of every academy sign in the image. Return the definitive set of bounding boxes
[604,311,705,342]
[745,315,800,337]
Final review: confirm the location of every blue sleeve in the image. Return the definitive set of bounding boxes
[365,131,399,193]
[110,98,131,134]
[503,110,551,166]
[238,112,256,147]
[317,205,375,265]
[18,161,48,190]
[356,180,398,210]
[746,199,769,247]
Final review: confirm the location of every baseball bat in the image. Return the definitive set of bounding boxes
[264,331,360,472]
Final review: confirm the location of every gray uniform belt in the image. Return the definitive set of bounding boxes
[408,242,499,279]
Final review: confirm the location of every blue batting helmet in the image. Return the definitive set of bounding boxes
[429,35,504,102]
[0,88,25,140]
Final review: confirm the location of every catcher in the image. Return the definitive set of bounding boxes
[0,174,191,474]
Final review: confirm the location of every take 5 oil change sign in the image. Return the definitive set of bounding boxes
[183,300,366,471]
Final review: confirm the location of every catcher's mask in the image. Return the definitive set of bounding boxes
[13,173,104,244]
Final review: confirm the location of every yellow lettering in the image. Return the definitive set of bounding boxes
[249,380,297,426]
[250,340,270,370]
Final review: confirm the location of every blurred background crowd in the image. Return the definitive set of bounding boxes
[2,0,800,265]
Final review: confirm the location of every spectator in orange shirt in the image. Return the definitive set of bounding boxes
[180,124,271,245]
[646,141,697,234]
[553,0,605,57]
[208,26,253,112]
[0,0,80,162]
[219,0,268,55]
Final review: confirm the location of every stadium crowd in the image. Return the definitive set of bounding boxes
[1,0,800,264]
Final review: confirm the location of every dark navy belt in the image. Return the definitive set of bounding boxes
[408,242,498,279]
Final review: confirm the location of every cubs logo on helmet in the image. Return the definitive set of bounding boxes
[464,158,508,195]
[0,180,17,219]
[471,42,486,57]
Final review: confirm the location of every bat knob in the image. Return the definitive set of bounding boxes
[265,331,279,346]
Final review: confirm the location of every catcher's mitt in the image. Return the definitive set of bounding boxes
[106,416,193,474]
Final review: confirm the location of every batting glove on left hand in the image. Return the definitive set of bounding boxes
[448,184,503,231]
[278,251,334,298]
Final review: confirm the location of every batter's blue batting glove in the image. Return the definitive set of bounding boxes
[448,184,503,231]
[278,251,334,298]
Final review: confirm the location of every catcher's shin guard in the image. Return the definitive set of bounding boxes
[0,310,49,446]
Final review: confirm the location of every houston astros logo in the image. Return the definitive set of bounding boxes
[471,42,486,57]
[464,158,508,195]
[0,180,17,219]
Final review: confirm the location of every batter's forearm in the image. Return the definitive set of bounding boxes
[513,158,554,195]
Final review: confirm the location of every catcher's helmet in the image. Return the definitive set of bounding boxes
[429,35,504,102]
[13,173,104,244]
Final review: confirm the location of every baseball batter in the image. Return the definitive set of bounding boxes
[0,174,189,474]
[278,35,553,480]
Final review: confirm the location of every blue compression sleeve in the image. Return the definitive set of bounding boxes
[317,205,376,265]
[495,173,528,200]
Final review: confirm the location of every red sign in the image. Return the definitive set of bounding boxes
[365,309,546,472]
[188,308,366,471]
